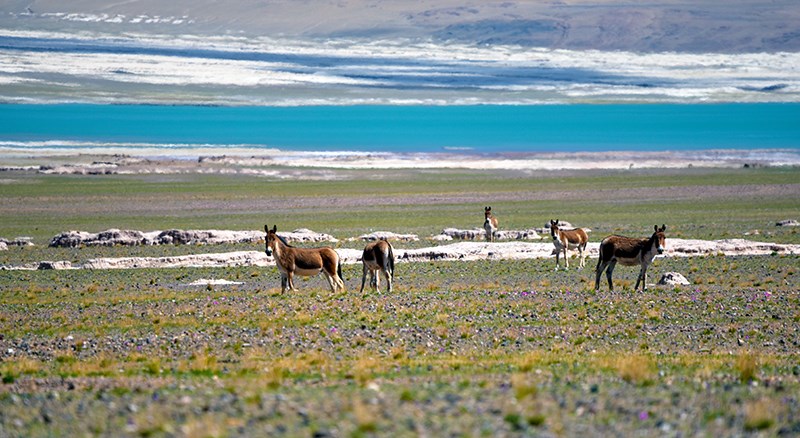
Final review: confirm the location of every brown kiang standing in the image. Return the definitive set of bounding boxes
[484,206,499,242]
[595,225,667,291]
[264,225,345,293]
[549,219,589,270]
[360,239,395,293]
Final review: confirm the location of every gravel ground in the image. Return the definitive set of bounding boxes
[1,255,799,436]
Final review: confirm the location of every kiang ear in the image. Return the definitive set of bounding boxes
[654,225,659,232]
[661,224,666,232]
[485,206,490,211]
[272,225,277,233]
[264,224,269,233]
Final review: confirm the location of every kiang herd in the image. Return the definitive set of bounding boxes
[263,206,666,295]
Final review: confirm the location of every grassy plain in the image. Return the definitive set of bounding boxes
[1,165,799,436]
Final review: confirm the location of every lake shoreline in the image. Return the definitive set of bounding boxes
[2,148,799,174]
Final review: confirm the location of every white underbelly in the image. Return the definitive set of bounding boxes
[294,267,323,276]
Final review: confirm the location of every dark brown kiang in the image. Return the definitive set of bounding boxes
[595,225,667,291]
[360,239,395,293]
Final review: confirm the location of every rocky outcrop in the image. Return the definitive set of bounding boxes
[353,231,419,242]
[83,251,272,270]
[37,261,74,270]
[0,237,35,247]
[48,228,336,247]
[4,236,796,271]
[49,229,147,247]
[666,238,799,256]
[397,242,553,262]
[776,219,799,227]
[154,229,263,245]
[435,228,541,241]
[278,229,338,243]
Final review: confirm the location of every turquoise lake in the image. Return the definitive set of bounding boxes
[1,103,799,154]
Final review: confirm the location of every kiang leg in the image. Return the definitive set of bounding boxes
[372,270,380,291]
[383,269,392,293]
[556,248,561,271]
[323,270,337,293]
[636,264,648,291]
[360,264,368,292]
[605,260,617,291]
[594,261,606,291]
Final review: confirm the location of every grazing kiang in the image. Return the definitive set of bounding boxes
[360,239,395,293]
[483,206,499,242]
[595,225,667,292]
[264,225,345,293]
[549,219,590,270]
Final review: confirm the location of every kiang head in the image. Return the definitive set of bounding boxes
[550,219,560,237]
[264,224,277,256]
[653,224,667,254]
[484,206,492,217]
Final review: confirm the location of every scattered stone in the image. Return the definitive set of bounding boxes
[37,261,74,270]
[658,272,690,286]
[430,234,453,241]
[186,279,244,286]
[0,242,6,251]
[776,219,799,227]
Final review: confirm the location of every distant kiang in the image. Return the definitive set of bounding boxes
[360,239,395,293]
[264,225,345,293]
[483,206,499,242]
[595,225,667,292]
[549,219,590,270]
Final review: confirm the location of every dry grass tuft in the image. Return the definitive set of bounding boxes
[352,397,378,433]
[736,351,759,383]
[511,373,538,400]
[616,353,655,385]
[744,398,777,431]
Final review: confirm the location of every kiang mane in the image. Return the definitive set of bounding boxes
[276,234,292,247]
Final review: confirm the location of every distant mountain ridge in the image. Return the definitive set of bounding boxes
[2,0,799,53]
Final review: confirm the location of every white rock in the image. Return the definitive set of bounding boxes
[658,272,691,286]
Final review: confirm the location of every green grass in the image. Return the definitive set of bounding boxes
[1,167,798,244]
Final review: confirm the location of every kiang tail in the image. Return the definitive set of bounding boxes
[387,242,395,281]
